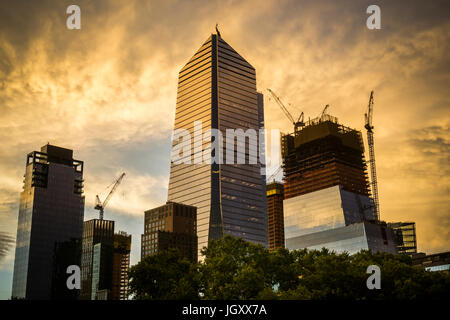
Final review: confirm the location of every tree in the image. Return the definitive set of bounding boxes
[200,235,273,299]
[128,236,450,300]
[128,249,200,300]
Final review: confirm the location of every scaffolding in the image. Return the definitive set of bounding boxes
[281,117,370,200]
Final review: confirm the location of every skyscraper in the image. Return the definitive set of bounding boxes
[167,32,267,258]
[266,182,285,251]
[80,219,114,300]
[12,144,84,300]
[111,231,131,300]
[282,116,397,254]
[142,201,197,262]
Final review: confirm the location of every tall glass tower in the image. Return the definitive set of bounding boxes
[167,33,267,258]
[12,144,84,299]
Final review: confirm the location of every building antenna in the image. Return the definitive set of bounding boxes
[215,23,221,37]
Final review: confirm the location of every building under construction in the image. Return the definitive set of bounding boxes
[282,115,397,254]
[282,114,371,200]
[388,222,417,255]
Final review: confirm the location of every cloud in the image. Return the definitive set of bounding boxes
[0,232,15,264]
[0,0,449,283]
[85,171,169,218]
[378,124,450,253]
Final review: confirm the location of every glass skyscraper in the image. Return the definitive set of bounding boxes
[167,32,267,258]
[282,118,397,255]
[11,144,84,299]
[80,218,114,300]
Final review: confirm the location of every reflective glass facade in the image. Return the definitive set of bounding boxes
[284,186,346,239]
[284,185,373,240]
[12,145,84,299]
[80,219,114,300]
[91,242,113,300]
[286,221,397,255]
[283,184,396,255]
[167,34,267,258]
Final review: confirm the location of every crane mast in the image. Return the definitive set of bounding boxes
[94,172,126,220]
[365,91,380,220]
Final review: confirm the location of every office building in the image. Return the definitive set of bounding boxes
[412,251,450,272]
[141,201,197,262]
[11,144,84,300]
[91,242,113,300]
[286,220,397,255]
[51,238,82,300]
[388,222,417,254]
[167,32,267,258]
[266,182,284,250]
[111,231,131,300]
[80,219,114,300]
[282,117,397,254]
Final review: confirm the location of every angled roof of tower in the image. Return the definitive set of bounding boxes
[179,33,254,74]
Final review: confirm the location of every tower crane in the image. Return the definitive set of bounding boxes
[320,104,330,121]
[94,172,126,220]
[364,91,380,221]
[267,166,283,182]
[267,88,304,133]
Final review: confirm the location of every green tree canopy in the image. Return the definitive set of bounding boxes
[128,235,450,300]
[128,248,200,300]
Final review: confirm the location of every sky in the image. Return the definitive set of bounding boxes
[0,0,449,299]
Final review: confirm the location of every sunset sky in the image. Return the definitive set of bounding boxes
[0,0,449,299]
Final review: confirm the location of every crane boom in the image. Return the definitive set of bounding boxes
[95,172,126,220]
[267,89,295,123]
[364,91,379,220]
[267,89,304,132]
[267,166,282,182]
[321,104,329,119]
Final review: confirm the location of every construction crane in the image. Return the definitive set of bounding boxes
[267,88,304,133]
[364,91,380,221]
[267,166,282,182]
[320,104,330,120]
[94,172,126,220]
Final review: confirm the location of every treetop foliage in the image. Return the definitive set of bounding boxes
[128,235,450,300]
